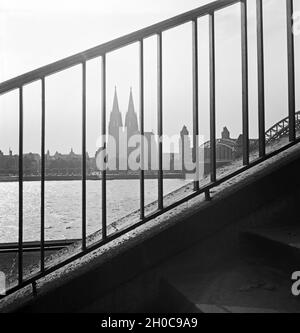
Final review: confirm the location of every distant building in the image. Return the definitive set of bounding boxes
[179,125,193,174]
[201,127,259,173]
[24,153,40,175]
[106,87,158,172]
[108,87,123,170]
[125,88,139,139]
[103,88,257,175]
[0,149,18,175]
[0,148,96,177]
[46,149,94,176]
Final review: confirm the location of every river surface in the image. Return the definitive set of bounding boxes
[0,179,188,243]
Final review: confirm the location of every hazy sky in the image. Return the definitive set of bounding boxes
[0,0,299,155]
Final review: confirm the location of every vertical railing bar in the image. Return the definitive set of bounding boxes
[256,0,266,157]
[241,0,250,165]
[192,19,200,191]
[287,0,296,142]
[139,40,145,220]
[209,13,217,183]
[157,32,163,210]
[82,62,87,250]
[101,55,107,240]
[41,78,45,272]
[18,87,24,285]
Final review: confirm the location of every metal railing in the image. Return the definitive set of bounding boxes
[0,0,298,298]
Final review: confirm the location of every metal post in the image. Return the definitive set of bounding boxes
[287,0,296,142]
[209,13,217,183]
[41,78,45,272]
[241,0,249,165]
[256,0,266,157]
[82,62,87,249]
[101,55,107,240]
[157,32,163,210]
[192,19,200,191]
[18,87,24,284]
[139,40,145,220]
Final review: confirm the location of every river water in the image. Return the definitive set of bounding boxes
[0,179,188,243]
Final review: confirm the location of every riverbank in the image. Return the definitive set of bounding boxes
[0,172,186,183]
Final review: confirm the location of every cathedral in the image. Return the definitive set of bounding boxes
[105,87,195,174]
[100,87,248,176]
[107,87,157,172]
[108,87,139,141]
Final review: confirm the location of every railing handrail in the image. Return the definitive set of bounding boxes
[0,0,239,95]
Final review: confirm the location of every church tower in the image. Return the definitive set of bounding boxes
[108,87,123,170]
[109,87,123,139]
[124,88,140,171]
[125,88,139,138]
[221,126,230,140]
[179,125,192,174]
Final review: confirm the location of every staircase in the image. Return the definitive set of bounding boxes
[159,147,300,313]
[162,222,300,313]
[0,0,299,312]
[159,220,300,313]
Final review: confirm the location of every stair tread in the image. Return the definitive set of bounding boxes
[165,262,300,313]
[196,303,282,313]
[242,225,300,249]
[163,238,300,313]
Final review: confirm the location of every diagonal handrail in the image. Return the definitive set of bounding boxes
[0,0,239,95]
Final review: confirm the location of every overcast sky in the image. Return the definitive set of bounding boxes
[0,0,299,155]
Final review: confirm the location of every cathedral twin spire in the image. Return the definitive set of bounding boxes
[108,87,139,138]
[125,88,139,137]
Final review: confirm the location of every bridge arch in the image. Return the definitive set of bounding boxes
[265,111,300,144]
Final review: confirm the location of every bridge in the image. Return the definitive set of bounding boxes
[202,110,300,164]
[265,111,300,145]
[0,0,300,313]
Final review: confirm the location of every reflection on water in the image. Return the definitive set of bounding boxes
[0,179,188,243]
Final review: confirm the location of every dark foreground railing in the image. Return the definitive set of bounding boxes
[0,0,298,298]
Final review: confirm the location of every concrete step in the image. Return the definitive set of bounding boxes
[147,279,202,313]
[164,260,300,313]
[240,224,300,273]
[196,304,281,313]
[161,235,300,313]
